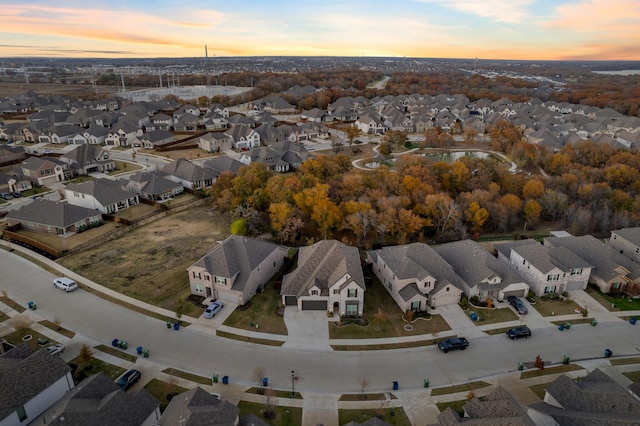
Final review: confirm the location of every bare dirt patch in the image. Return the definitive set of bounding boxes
[58,205,231,316]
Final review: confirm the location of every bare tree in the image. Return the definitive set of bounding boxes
[359,377,370,400]
[253,367,266,394]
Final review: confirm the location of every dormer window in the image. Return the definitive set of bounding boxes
[311,290,319,296]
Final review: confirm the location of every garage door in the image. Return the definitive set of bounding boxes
[301,300,327,310]
[502,289,526,299]
[284,296,297,306]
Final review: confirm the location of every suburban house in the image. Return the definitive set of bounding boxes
[195,132,232,153]
[281,240,365,315]
[243,140,309,172]
[544,235,640,295]
[161,158,219,190]
[160,387,239,426]
[609,227,640,265]
[5,199,103,236]
[20,157,67,186]
[104,122,142,147]
[0,145,26,167]
[146,113,173,131]
[67,127,109,145]
[437,386,535,425]
[494,239,592,297]
[120,170,184,201]
[59,144,115,176]
[528,368,640,425]
[354,114,385,134]
[43,373,160,426]
[173,113,199,132]
[136,129,175,149]
[202,110,228,130]
[366,243,467,312]
[202,156,244,176]
[64,178,139,214]
[224,124,261,150]
[187,235,289,305]
[0,344,75,426]
[433,240,529,302]
[0,173,32,194]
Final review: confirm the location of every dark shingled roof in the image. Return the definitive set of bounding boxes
[47,373,159,426]
[160,387,239,426]
[6,198,101,227]
[0,344,72,420]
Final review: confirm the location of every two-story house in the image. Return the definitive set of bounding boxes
[281,240,365,316]
[495,239,592,297]
[161,158,219,191]
[59,144,115,176]
[366,243,467,312]
[187,235,289,305]
[65,178,139,214]
[20,157,67,186]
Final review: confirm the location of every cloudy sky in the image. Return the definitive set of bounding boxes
[0,0,638,60]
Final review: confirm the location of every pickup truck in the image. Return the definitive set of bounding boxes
[437,337,469,353]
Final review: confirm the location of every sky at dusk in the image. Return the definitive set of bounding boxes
[0,0,638,61]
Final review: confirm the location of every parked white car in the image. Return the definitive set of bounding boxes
[53,277,78,292]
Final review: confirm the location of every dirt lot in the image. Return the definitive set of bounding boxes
[58,205,232,316]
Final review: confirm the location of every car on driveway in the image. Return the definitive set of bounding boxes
[0,192,13,200]
[46,343,65,355]
[506,326,532,340]
[507,295,528,315]
[203,301,224,318]
[438,337,469,353]
[53,277,78,292]
[116,369,141,390]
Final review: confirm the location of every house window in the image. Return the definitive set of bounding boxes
[544,285,557,294]
[346,303,358,316]
[446,287,450,292]
[333,289,340,295]
[547,274,560,281]
[348,288,357,297]
[215,276,226,284]
[205,275,210,281]
[388,283,392,290]
[194,284,204,293]
[411,301,420,310]
[570,268,582,276]
[192,271,201,279]
[16,405,27,422]
[636,248,639,254]
[611,282,621,289]
[311,290,319,296]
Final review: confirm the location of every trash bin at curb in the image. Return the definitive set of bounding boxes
[591,319,598,326]
[212,374,218,383]
[604,348,612,358]
[166,321,172,328]
[119,340,127,350]
[423,379,429,388]
[143,349,149,358]
[136,346,143,355]
[222,375,229,385]
[631,318,637,325]
[564,323,571,330]
[173,323,180,330]
[558,324,564,331]
[393,381,398,391]
[563,354,570,364]
[518,362,524,371]
[263,377,268,387]
[112,339,119,347]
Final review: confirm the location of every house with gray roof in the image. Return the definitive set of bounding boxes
[160,387,238,426]
[20,156,67,186]
[187,235,289,305]
[0,172,32,194]
[0,145,26,167]
[65,178,139,214]
[202,156,244,176]
[224,124,260,150]
[609,227,640,265]
[161,158,218,190]
[544,234,640,295]
[105,121,142,147]
[366,243,467,312]
[6,199,103,236]
[528,368,640,426]
[434,240,529,302]
[495,239,592,297]
[434,385,535,425]
[120,170,184,201]
[281,240,365,315]
[196,132,232,153]
[136,129,175,149]
[59,144,114,176]
[43,372,160,426]
[0,344,74,426]
[244,140,308,172]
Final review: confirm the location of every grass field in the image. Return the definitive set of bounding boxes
[338,407,411,426]
[144,378,189,413]
[469,307,519,325]
[238,401,302,426]
[222,281,287,335]
[586,285,640,311]
[531,297,581,316]
[58,205,231,317]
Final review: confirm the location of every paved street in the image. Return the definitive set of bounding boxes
[2,243,640,425]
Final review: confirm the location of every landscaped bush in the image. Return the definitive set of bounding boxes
[542,292,559,300]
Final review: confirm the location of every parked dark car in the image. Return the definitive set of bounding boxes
[507,295,528,315]
[0,192,13,200]
[506,326,532,340]
[10,192,21,198]
[437,337,469,353]
[116,369,141,390]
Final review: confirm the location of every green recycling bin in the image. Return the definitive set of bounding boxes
[143,349,149,358]
[563,354,570,364]
[518,362,524,371]
[423,379,430,388]
[213,374,219,383]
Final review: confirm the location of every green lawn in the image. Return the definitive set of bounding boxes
[530,297,581,317]
[339,407,412,426]
[3,327,56,351]
[162,368,212,386]
[586,285,640,311]
[143,378,189,413]
[610,357,640,366]
[430,381,491,396]
[238,401,302,426]
[528,383,548,400]
[38,319,75,338]
[329,277,451,339]
[622,370,640,382]
[69,355,127,384]
[520,364,583,379]
[469,307,519,325]
[95,344,139,363]
[222,281,287,335]
[0,295,26,313]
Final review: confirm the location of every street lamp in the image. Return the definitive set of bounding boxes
[291,370,295,398]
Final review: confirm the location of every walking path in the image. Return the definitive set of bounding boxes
[2,240,640,426]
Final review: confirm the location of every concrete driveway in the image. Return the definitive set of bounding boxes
[282,307,332,352]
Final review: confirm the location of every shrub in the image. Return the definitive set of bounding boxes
[470,295,480,305]
[562,291,569,298]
